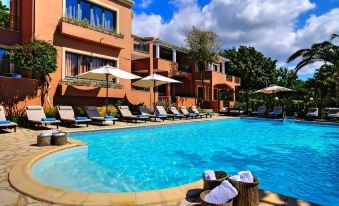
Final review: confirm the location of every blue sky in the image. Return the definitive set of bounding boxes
[132,0,339,80]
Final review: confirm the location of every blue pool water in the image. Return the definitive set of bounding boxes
[32,118,339,205]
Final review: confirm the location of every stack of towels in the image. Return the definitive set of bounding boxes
[204,170,217,180]
[229,171,254,183]
[204,180,238,204]
[202,170,255,204]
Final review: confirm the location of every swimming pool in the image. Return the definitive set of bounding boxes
[32,118,339,205]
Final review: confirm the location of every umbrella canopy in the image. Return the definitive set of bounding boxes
[132,73,182,112]
[77,65,141,80]
[253,85,295,94]
[76,65,141,114]
[132,73,182,88]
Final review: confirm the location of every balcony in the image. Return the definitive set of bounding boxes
[153,58,178,73]
[178,64,192,73]
[59,19,125,49]
[194,71,241,87]
[59,78,125,98]
[133,42,149,53]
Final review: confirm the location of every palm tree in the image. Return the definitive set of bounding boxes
[287,34,339,106]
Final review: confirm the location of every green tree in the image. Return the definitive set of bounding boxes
[0,1,10,29]
[306,64,336,115]
[287,34,339,106]
[8,40,57,106]
[222,46,277,109]
[185,26,221,108]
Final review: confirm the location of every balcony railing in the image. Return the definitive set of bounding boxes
[235,77,241,84]
[133,43,149,53]
[60,77,124,89]
[226,74,232,82]
[0,15,18,31]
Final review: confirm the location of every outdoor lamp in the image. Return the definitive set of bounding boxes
[310,97,314,101]
[275,97,279,101]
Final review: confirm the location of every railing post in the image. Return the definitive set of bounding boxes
[155,44,160,59]
[172,48,176,62]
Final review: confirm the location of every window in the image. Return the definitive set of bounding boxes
[65,0,117,31]
[65,52,117,77]
[0,49,10,73]
[198,87,205,99]
[104,10,114,31]
[92,5,103,27]
[79,0,91,22]
[1,0,18,30]
[66,0,77,19]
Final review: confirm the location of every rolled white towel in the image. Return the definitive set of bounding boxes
[204,180,238,204]
[204,170,216,180]
[239,171,254,183]
[229,171,254,183]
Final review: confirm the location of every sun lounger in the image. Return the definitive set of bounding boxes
[26,105,60,129]
[305,107,318,120]
[139,106,166,121]
[268,106,283,118]
[57,106,91,127]
[219,107,228,116]
[326,108,339,119]
[169,107,186,119]
[179,106,198,118]
[0,106,17,132]
[229,108,245,116]
[190,106,213,118]
[155,106,180,120]
[118,106,149,123]
[85,106,118,125]
[252,106,267,116]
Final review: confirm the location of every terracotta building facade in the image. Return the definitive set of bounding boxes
[0,0,239,113]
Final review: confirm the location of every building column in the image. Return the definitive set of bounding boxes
[155,44,160,59]
[208,63,212,71]
[222,61,226,73]
[172,48,176,62]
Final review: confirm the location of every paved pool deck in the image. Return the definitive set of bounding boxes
[0,116,319,206]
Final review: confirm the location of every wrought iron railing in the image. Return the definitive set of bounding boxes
[60,77,124,89]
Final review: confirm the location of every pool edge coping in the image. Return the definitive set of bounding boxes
[8,117,321,206]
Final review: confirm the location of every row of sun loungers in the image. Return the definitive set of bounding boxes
[220,105,339,119]
[0,105,213,132]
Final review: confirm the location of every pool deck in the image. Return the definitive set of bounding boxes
[0,116,320,206]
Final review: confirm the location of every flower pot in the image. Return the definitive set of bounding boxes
[9,73,22,78]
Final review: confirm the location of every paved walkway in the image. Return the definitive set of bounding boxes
[0,116,317,206]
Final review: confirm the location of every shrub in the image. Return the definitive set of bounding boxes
[44,107,58,118]
[155,99,174,110]
[97,105,118,116]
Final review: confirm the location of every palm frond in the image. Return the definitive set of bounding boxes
[330,33,338,41]
[286,49,309,63]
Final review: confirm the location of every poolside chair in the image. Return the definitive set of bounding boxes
[219,107,229,116]
[155,106,180,120]
[229,108,245,116]
[190,106,213,118]
[0,106,17,132]
[138,105,166,121]
[169,107,186,119]
[57,106,91,127]
[252,106,267,116]
[268,106,283,118]
[326,108,339,119]
[117,106,149,123]
[26,105,60,129]
[179,106,198,119]
[84,106,118,125]
[305,107,318,120]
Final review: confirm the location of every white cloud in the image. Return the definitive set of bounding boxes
[132,0,339,76]
[139,0,154,9]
